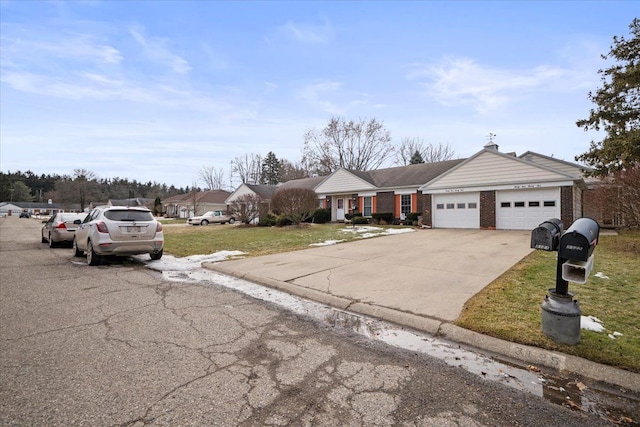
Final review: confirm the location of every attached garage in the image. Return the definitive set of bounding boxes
[496,188,560,230]
[433,192,480,228]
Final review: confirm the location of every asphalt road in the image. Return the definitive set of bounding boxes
[0,216,610,426]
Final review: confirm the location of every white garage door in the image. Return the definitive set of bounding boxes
[433,193,480,228]
[496,188,560,230]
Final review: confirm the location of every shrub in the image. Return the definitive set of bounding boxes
[345,212,362,221]
[272,187,318,225]
[275,214,293,227]
[306,208,330,224]
[372,212,394,224]
[258,214,277,227]
[352,216,369,225]
[405,212,420,222]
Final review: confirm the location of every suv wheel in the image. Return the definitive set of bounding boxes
[86,240,102,266]
[228,218,235,224]
[72,238,83,257]
[150,249,163,261]
[48,233,56,248]
[201,219,209,226]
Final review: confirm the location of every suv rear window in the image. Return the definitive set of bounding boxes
[104,210,154,222]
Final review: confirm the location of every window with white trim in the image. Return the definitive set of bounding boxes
[401,194,412,215]
[363,196,372,216]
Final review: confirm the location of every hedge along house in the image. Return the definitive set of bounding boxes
[313,159,465,223]
[418,143,590,230]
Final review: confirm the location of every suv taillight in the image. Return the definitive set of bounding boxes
[96,221,109,233]
[156,222,163,232]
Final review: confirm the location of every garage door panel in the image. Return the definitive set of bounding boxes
[497,189,560,230]
[433,193,480,228]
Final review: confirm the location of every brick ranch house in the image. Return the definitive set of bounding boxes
[264,142,591,230]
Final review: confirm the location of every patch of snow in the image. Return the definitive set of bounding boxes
[145,251,245,271]
[594,272,609,279]
[581,315,605,333]
[608,334,616,340]
[339,226,415,239]
[384,228,415,235]
[310,240,345,247]
[613,331,623,337]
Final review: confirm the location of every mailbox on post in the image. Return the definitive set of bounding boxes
[530,217,600,345]
[530,218,563,251]
[559,218,599,285]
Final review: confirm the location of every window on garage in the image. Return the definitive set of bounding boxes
[544,201,556,207]
[468,202,477,209]
[529,201,540,207]
[446,203,455,209]
[436,204,444,209]
[401,194,412,215]
[501,202,511,208]
[457,203,465,209]
[514,202,525,207]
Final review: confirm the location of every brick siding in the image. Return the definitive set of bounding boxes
[480,191,496,229]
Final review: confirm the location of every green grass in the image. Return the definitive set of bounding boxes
[164,224,640,372]
[456,230,640,373]
[164,223,384,258]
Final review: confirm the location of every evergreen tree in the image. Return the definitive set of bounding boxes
[410,150,425,164]
[261,151,282,184]
[576,18,640,176]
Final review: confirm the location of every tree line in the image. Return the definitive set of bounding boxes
[0,169,188,211]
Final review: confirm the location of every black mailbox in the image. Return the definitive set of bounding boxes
[531,218,563,251]
[559,217,599,262]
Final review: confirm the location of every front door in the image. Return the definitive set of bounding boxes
[336,198,345,221]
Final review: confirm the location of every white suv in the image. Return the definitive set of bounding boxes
[73,206,164,265]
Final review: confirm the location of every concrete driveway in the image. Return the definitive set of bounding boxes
[206,228,533,328]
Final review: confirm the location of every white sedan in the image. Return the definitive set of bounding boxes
[187,211,236,226]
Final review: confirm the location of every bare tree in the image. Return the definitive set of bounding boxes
[228,193,262,224]
[302,117,393,175]
[280,159,310,181]
[188,184,200,217]
[395,137,456,165]
[231,153,262,185]
[199,166,226,190]
[424,142,456,163]
[272,187,318,225]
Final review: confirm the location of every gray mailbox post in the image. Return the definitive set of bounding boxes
[530,218,599,345]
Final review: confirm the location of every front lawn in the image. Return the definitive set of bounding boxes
[456,230,640,373]
[163,223,395,258]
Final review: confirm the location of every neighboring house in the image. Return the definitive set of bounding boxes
[225,178,328,222]
[163,190,231,218]
[0,201,66,216]
[225,184,278,222]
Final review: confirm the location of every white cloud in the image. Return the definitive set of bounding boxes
[298,80,345,114]
[277,20,333,44]
[407,57,572,114]
[129,27,191,74]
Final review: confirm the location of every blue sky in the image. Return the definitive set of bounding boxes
[0,1,635,189]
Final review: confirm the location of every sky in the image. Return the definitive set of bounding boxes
[0,1,636,190]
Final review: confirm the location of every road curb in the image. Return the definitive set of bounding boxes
[203,262,640,393]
